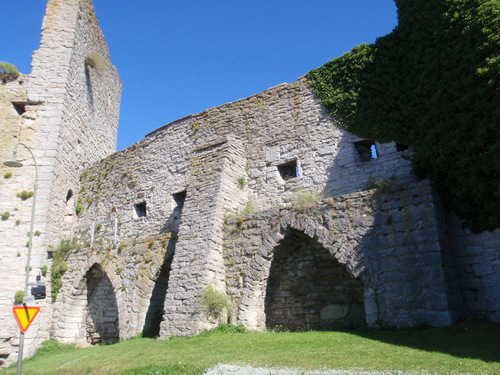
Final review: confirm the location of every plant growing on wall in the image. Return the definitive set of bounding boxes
[291,189,324,205]
[0,62,20,82]
[17,191,34,200]
[1,211,10,221]
[51,239,79,301]
[200,286,230,320]
[14,290,24,305]
[85,52,106,72]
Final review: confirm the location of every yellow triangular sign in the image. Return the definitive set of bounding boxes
[13,306,40,333]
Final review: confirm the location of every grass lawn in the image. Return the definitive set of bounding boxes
[1,322,499,375]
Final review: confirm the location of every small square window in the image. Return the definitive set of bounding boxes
[354,140,378,162]
[277,160,299,180]
[134,201,147,218]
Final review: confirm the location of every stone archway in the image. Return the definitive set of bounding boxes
[86,264,119,344]
[264,229,365,331]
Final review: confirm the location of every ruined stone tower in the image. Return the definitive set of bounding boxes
[0,0,121,365]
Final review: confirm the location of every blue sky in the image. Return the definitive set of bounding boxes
[1,1,398,151]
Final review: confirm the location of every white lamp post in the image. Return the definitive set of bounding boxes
[4,142,38,375]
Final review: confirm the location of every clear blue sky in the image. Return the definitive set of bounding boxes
[1,1,398,151]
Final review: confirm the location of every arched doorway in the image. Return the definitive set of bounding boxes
[265,229,365,331]
[86,264,119,344]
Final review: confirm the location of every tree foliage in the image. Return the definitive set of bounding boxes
[0,61,20,76]
[307,0,500,232]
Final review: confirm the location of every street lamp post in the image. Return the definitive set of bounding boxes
[4,142,38,375]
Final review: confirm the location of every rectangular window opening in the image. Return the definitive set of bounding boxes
[277,160,299,180]
[354,140,378,162]
[134,201,147,218]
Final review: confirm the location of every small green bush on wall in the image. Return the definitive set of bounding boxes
[200,286,230,320]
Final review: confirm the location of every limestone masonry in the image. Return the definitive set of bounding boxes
[1,0,499,367]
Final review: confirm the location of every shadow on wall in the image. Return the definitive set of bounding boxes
[142,236,176,338]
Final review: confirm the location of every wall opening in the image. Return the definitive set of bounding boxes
[265,229,365,331]
[277,160,299,180]
[12,102,26,115]
[85,264,119,344]
[142,241,175,337]
[172,190,186,212]
[134,201,147,218]
[354,140,378,162]
[66,189,73,203]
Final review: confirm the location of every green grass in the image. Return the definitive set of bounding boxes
[2,322,499,374]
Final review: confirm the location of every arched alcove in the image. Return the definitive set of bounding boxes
[86,264,119,344]
[265,229,365,331]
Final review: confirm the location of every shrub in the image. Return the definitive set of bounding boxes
[17,190,34,200]
[1,211,10,221]
[51,239,79,301]
[14,290,24,305]
[291,189,324,205]
[85,52,106,72]
[4,171,12,179]
[363,176,396,192]
[200,286,230,319]
[40,265,48,276]
[237,176,246,189]
[0,61,20,76]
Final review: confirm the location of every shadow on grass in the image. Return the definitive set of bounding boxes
[352,320,500,363]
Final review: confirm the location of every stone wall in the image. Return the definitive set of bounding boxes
[0,0,121,366]
[224,180,455,330]
[448,215,500,323]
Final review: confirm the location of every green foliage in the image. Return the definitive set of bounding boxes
[17,190,34,200]
[291,189,324,205]
[51,239,79,301]
[1,211,10,220]
[84,52,106,72]
[32,340,75,359]
[34,230,42,236]
[199,286,230,319]
[4,171,12,179]
[0,61,20,76]
[307,0,500,232]
[237,176,247,189]
[363,175,397,192]
[40,264,48,276]
[14,290,24,304]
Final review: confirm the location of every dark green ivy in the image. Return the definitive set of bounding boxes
[307,0,500,232]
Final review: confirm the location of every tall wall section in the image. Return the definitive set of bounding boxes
[64,77,418,341]
[0,0,121,366]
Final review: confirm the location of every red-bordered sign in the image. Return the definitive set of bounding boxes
[13,306,40,333]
